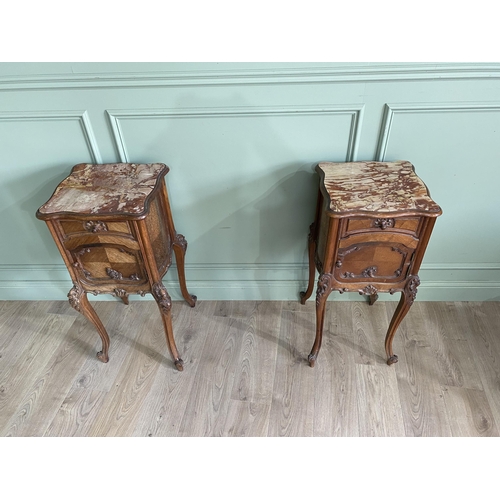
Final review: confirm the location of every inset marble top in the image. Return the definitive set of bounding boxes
[316,161,442,216]
[37,163,169,219]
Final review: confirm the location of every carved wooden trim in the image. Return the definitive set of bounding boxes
[105,267,141,281]
[391,246,406,256]
[359,284,378,296]
[374,218,395,230]
[174,234,187,251]
[316,273,334,306]
[314,254,323,273]
[112,288,129,299]
[68,282,84,311]
[307,222,316,242]
[404,275,420,305]
[75,247,91,257]
[106,267,123,280]
[341,271,355,279]
[152,282,172,313]
[335,245,360,274]
[84,220,108,233]
[118,247,137,257]
[362,266,377,278]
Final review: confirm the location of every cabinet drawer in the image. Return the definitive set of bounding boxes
[60,219,132,238]
[343,217,421,237]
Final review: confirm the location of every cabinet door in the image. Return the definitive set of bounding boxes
[70,243,149,285]
[334,241,414,283]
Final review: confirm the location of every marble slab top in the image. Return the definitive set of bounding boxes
[37,163,169,218]
[317,161,442,216]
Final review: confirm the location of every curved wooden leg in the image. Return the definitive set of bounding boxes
[68,282,110,363]
[385,275,420,365]
[308,273,333,367]
[172,234,197,308]
[152,281,184,371]
[300,223,317,304]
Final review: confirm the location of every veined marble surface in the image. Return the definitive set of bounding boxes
[38,163,168,217]
[317,161,442,214]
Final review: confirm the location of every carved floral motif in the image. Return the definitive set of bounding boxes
[374,218,395,230]
[316,273,333,307]
[68,282,84,311]
[174,234,188,251]
[105,267,141,281]
[152,282,172,313]
[106,267,123,280]
[362,266,377,278]
[405,275,420,305]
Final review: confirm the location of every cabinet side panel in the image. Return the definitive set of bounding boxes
[144,195,172,273]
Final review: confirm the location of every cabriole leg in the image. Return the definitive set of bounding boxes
[384,275,420,365]
[300,223,317,305]
[308,273,334,367]
[173,234,197,308]
[152,281,184,371]
[68,282,110,363]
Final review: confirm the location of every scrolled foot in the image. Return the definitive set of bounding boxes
[387,354,398,366]
[188,295,197,308]
[97,351,109,363]
[174,358,184,371]
[299,291,307,305]
[308,353,317,367]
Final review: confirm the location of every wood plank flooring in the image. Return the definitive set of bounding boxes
[1,299,499,437]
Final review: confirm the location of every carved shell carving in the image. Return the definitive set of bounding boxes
[359,284,378,296]
[84,220,108,233]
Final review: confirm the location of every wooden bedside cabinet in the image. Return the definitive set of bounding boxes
[300,161,442,367]
[36,162,196,371]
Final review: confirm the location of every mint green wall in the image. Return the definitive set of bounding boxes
[1,63,499,301]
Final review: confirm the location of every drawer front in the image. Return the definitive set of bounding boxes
[343,217,421,237]
[70,243,148,285]
[334,241,414,283]
[60,219,132,238]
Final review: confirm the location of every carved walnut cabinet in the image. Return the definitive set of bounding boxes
[36,162,196,371]
[300,161,442,367]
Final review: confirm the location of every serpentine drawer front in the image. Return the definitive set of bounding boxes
[300,160,442,367]
[36,162,196,371]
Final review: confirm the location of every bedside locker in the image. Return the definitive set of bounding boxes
[36,162,196,371]
[300,161,442,367]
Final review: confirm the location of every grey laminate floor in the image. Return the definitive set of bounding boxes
[1,299,499,437]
